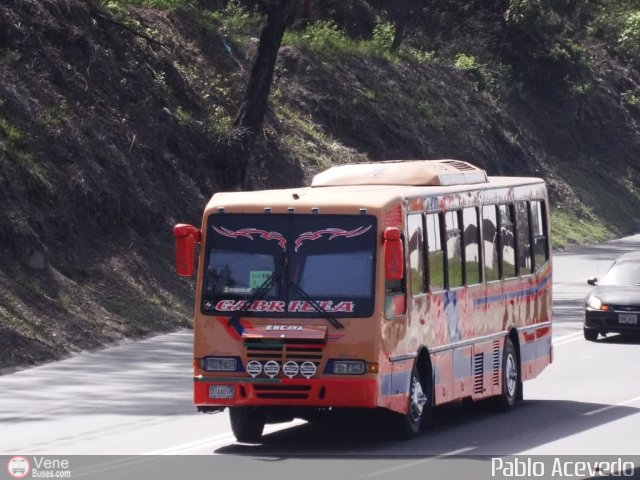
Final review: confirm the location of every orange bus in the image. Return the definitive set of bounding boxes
[173,159,552,441]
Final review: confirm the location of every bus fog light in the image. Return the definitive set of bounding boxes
[263,361,280,378]
[333,360,365,375]
[283,361,299,378]
[246,360,262,378]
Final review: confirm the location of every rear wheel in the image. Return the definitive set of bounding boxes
[495,339,519,412]
[583,327,599,342]
[397,365,430,439]
[229,407,266,443]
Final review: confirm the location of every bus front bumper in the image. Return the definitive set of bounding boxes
[194,377,378,408]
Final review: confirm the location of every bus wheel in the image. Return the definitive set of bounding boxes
[496,339,519,412]
[398,366,429,438]
[229,407,265,443]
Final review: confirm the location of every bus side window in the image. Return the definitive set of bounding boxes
[408,213,426,295]
[531,200,549,270]
[482,205,500,282]
[445,210,463,288]
[463,207,481,285]
[499,204,517,279]
[426,213,445,291]
[516,201,533,275]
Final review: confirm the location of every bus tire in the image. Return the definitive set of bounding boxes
[397,365,430,439]
[495,338,519,412]
[229,406,265,443]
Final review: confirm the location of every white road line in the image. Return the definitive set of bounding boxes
[361,446,476,478]
[583,395,640,416]
[552,331,584,346]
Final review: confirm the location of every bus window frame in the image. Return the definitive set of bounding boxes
[515,200,534,278]
[444,209,465,290]
[425,210,445,294]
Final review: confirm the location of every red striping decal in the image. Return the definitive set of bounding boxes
[213,226,287,251]
[294,226,372,252]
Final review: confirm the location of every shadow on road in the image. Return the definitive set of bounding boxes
[214,397,640,457]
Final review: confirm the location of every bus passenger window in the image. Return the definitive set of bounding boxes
[500,204,517,279]
[445,211,463,288]
[463,207,481,285]
[531,200,549,270]
[482,205,500,282]
[516,201,533,275]
[407,214,426,295]
[426,213,444,291]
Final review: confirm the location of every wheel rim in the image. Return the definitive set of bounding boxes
[505,353,517,398]
[409,375,427,424]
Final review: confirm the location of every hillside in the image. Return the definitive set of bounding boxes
[1,0,640,370]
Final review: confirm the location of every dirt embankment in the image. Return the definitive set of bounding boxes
[1,0,640,370]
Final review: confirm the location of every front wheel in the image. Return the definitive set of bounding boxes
[397,366,430,439]
[229,407,266,443]
[495,338,520,412]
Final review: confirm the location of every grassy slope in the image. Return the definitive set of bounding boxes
[1,1,639,369]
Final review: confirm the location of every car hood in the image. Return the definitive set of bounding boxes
[587,285,640,306]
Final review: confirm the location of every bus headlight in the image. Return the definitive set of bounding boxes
[332,360,366,375]
[203,357,238,372]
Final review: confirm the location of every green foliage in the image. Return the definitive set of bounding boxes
[551,210,610,250]
[2,49,21,65]
[105,0,186,10]
[202,0,264,36]
[36,101,69,130]
[207,105,232,136]
[454,53,496,92]
[622,90,640,107]
[285,20,354,52]
[0,117,44,180]
[619,11,640,60]
[371,17,395,53]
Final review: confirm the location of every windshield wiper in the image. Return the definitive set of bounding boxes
[227,272,281,331]
[287,281,344,330]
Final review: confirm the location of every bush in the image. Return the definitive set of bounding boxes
[454,53,496,92]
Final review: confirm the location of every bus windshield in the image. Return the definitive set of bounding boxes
[201,214,377,318]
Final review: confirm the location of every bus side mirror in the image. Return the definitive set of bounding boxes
[384,227,404,281]
[173,224,201,277]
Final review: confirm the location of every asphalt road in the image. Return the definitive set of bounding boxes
[1,235,639,477]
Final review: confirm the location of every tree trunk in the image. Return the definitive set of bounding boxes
[222,0,297,190]
[390,0,413,52]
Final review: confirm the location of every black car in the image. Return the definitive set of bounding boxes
[584,251,640,341]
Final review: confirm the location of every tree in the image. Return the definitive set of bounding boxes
[220,0,297,190]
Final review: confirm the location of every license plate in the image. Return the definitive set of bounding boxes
[209,385,234,399]
[619,313,638,325]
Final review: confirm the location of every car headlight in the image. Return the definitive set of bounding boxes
[587,296,603,310]
[203,357,238,372]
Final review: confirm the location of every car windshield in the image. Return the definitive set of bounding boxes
[600,260,640,286]
[201,213,377,318]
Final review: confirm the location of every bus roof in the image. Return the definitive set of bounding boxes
[311,159,488,187]
[206,160,545,214]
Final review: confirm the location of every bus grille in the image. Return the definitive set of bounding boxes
[243,338,324,378]
[253,384,311,400]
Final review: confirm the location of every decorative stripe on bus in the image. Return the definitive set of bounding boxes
[471,272,552,307]
[381,327,551,397]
